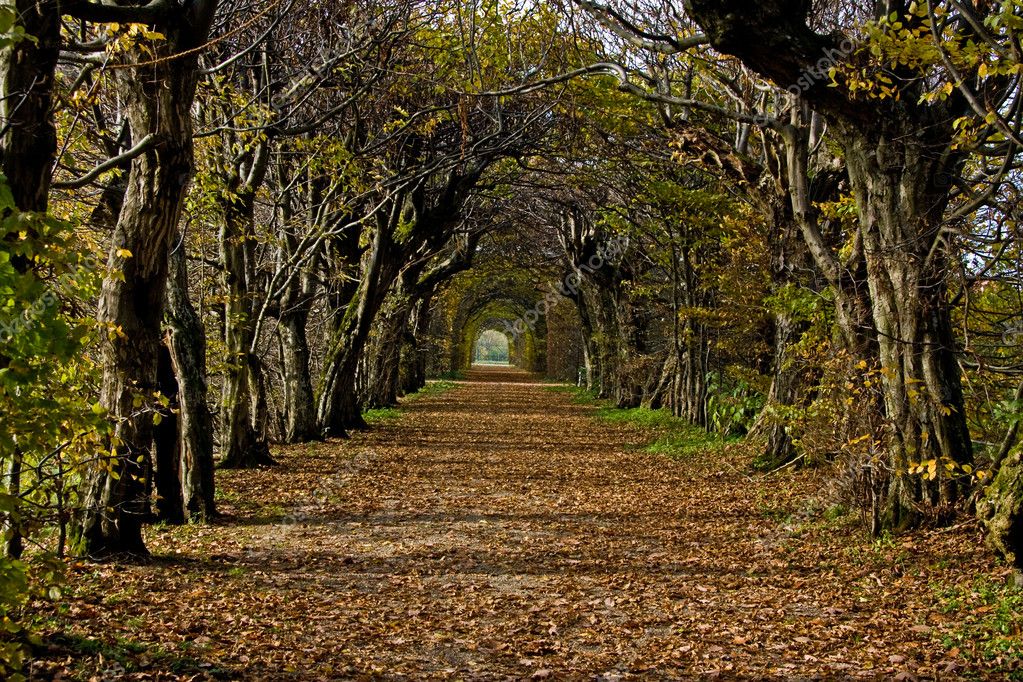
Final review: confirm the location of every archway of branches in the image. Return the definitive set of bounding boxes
[454,299,544,373]
[473,329,511,365]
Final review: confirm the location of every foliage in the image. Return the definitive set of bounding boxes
[933,575,1023,677]
[403,380,459,401]
[6,0,1023,676]
[0,6,34,50]
[0,176,105,677]
[473,329,510,364]
[705,370,765,437]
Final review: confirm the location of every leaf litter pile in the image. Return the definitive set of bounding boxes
[30,367,1020,679]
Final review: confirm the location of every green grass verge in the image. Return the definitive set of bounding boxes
[596,406,732,459]
[408,380,458,400]
[33,632,232,680]
[362,406,402,424]
[932,575,1023,678]
[545,385,731,458]
[362,380,459,424]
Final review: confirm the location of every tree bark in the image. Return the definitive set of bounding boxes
[0,0,59,213]
[398,295,434,396]
[684,0,972,528]
[153,344,185,524]
[316,167,486,433]
[165,245,216,521]
[0,1,60,558]
[978,448,1023,569]
[280,305,319,442]
[218,144,275,468]
[74,1,217,557]
[843,124,972,526]
[364,295,408,409]
[569,287,600,391]
[317,225,404,434]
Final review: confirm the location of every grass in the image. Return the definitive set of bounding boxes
[408,380,458,400]
[932,574,1023,677]
[38,632,232,680]
[543,384,601,405]
[594,405,732,459]
[546,385,732,459]
[363,406,401,424]
[362,380,460,424]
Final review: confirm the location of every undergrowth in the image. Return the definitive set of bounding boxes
[545,385,732,459]
[364,380,459,423]
[932,575,1023,678]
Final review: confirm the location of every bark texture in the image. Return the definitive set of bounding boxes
[165,245,216,521]
[75,1,217,557]
[685,0,973,530]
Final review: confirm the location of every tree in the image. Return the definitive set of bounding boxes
[681,0,1006,527]
[74,0,219,557]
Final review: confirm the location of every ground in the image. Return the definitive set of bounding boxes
[28,367,1020,680]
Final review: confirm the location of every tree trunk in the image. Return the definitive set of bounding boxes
[218,170,275,468]
[317,227,403,435]
[398,295,433,396]
[749,309,804,467]
[4,450,23,558]
[582,286,622,401]
[571,291,599,391]
[365,295,409,408]
[747,188,814,468]
[685,0,973,533]
[165,245,216,521]
[280,306,319,443]
[249,353,274,442]
[676,320,709,427]
[843,127,973,527]
[978,449,1023,570]
[318,346,367,434]
[153,345,185,524]
[0,0,59,213]
[0,2,60,557]
[644,347,676,410]
[74,3,216,557]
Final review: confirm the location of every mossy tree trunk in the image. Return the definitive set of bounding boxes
[74,0,218,558]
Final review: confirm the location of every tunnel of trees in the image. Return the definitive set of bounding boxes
[2,0,1023,674]
[473,330,511,365]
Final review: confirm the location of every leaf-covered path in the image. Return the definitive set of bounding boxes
[36,368,1003,680]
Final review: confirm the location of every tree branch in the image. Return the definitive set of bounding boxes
[52,134,156,190]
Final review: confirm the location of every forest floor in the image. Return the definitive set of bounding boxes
[29,367,1021,680]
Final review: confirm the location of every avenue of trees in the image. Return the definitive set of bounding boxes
[1,0,1022,673]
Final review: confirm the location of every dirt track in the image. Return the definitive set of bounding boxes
[34,367,996,680]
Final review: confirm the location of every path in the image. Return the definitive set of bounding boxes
[37,367,990,680]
